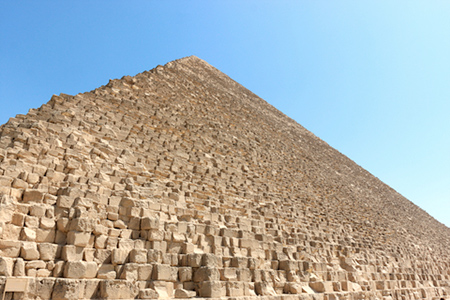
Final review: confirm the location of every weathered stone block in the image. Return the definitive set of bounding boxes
[97,264,116,279]
[198,281,226,298]
[64,261,98,279]
[0,240,22,257]
[21,241,40,260]
[100,280,139,299]
[130,248,147,263]
[194,266,220,282]
[138,263,153,280]
[178,267,193,282]
[51,279,85,300]
[0,257,14,276]
[153,264,178,281]
[174,288,196,298]
[67,231,91,247]
[38,243,59,261]
[119,263,139,280]
[112,248,129,265]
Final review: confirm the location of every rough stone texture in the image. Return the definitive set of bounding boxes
[0,56,450,299]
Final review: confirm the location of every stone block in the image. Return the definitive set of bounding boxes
[198,281,226,298]
[0,240,22,257]
[36,228,56,243]
[97,264,116,279]
[51,279,85,300]
[179,267,193,282]
[309,281,334,293]
[21,241,40,260]
[100,280,140,299]
[61,245,84,261]
[255,281,277,296]
[38,243,59,261]
[13,257,25,276]
[67,231,91,247]
[227,281,245,297]
[151,281,174,299]
[153,264,178,281]
[130,248,147,263]
[21,227,36,241]
[0,257,14,276]
[119,263,139,280]
[138,264,154,280]
[64,261,98,279]
[112,248,129,265]
[23,189,45,203]
[139,288,159,299]
[202,253,220,267]
[194,266,220,282]
[141,216,160,229]
[174,288,196,298]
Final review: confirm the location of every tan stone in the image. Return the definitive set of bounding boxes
[64,261,97,279]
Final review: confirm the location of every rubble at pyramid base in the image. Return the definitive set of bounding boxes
[0,56,449,299]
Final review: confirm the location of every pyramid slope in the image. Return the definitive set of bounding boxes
[0,56,449,299]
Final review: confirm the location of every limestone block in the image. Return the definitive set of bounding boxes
[227,281,246,297]
[194,266,220,282]
[220,267,238,281]
[51,279,85,300]
[141,216,160,229]
[97,264,116,279]
[198,281,226,298]
[84,280,101,299]
[95,235,107,249]
[0,240,22,257]
[53,261,65,277]
[64,261,98,279]
[67,231,91,247]
[57,195,75,208]
[35,228,56,243]
[187,253,203,267]
[238,268,252,282]
[119,263,139,280]
[69,217,94,232]
[153,264,178,281]
[13,257,25,276]
[28,278,55,299]
[57,217,70,232]
[38,243,59,261]
[112,248,129,265]
[138,264,153,280]
[100,280,140,299]
[21,227,37,241]
[130,248,147,263]
[0,257,14,276]
[174,288,196,298]
[309,281,334,293]
[40,217,56,229]
[255,281,277,296]
[202,253,220,267]
[151,281,174,299]
[179,267,193,282]
[21,241,40,260]
[30,204,46,217]
[23,189,45,203]
[148,229,164,241]
[231,257,248,268]
[139,288,159,299]
[61,245,84,261]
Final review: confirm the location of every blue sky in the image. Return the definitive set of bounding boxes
[1,1,449,227]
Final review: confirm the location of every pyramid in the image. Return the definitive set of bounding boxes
[0,56,449,299]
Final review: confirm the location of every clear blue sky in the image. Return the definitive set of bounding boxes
[1,1,449,227]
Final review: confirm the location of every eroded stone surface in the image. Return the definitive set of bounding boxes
[0,56,449,299]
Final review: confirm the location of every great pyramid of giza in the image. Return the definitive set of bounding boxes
[0,56,449,300]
